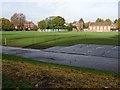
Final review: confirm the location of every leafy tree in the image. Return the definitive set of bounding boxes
[38,20,47,30]
[66,23,73,31]
[52,16,65,30]
[105,19,112,22]
[96,18,104,22]
[0,18,14,31]
[46,16,65,31]
[47,19,55,29]
[11,13,26,30]
[45,16,56,29]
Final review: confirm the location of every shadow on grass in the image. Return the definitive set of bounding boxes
[23,37,119,49]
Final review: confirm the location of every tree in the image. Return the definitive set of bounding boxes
[96,18,104,22]
[116,18,120,29]
[114,19,118,24]
[11,13,26,30]
[38,20,47,31]
[0,18,14,31]
[84,22,90,28]
[66,23,73,31]
[105,19,112,22]
[46,16,66,31]
[52,16,65,31]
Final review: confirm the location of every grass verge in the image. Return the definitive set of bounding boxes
[2,54,120,88]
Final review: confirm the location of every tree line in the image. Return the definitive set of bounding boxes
[0,13,119,31]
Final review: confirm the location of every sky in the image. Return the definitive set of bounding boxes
[0,0,119,24]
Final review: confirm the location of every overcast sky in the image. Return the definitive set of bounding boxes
[0,0,119,23]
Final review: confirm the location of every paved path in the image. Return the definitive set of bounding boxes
[1,44,119,73]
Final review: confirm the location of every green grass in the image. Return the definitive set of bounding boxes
[2,54,119,88]
[1,31,119,49]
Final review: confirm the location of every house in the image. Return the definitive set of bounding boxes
[24,21,35,30]
[73,18,84,31]
[88,22,117,32]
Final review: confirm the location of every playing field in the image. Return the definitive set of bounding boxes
[1,31,119,49]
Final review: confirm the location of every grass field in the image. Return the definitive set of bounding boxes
[2,54,119,88]
[1,31,119,49]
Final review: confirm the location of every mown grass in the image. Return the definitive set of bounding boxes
[2,54,120,88]
[1,31,119,49]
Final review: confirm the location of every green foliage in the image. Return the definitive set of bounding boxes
[105,19,112,22]
[45,16,65,30]
[96,18,104,22]
[66,23,74,31]
[38,20,47,30]
[0,18,14,31]
[52,16,65,29]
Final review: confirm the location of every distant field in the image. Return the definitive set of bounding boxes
[1,31,119,49]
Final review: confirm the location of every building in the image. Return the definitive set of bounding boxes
[88,22,117,32]
[24,21,35,30]
[73,18,84,31]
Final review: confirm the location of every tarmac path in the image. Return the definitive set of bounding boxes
[1,44,119,73]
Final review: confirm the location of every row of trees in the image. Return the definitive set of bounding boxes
[38,16,77,31]
[0,13,119,31]
[95,18,112,22]
[0,13,26,31]
[95,18,120,29]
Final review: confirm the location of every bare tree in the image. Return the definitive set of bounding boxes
[11,13,26,30]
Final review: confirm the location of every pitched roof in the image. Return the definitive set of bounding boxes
[79,18,84,23]
[89,22,112,26]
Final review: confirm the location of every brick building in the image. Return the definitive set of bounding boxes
[88,22,117,32]
[24,21,35,30]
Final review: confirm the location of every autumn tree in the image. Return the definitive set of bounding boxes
[116,18,120,29]
[11,13,26,30]
[0,18,14,31]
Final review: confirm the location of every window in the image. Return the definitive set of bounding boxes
[93,27,95,30]
[100,26,102,30]
[97,27,99,30]
[108,26,110,30]
[104,27,106,30]
[90,27,92,30]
